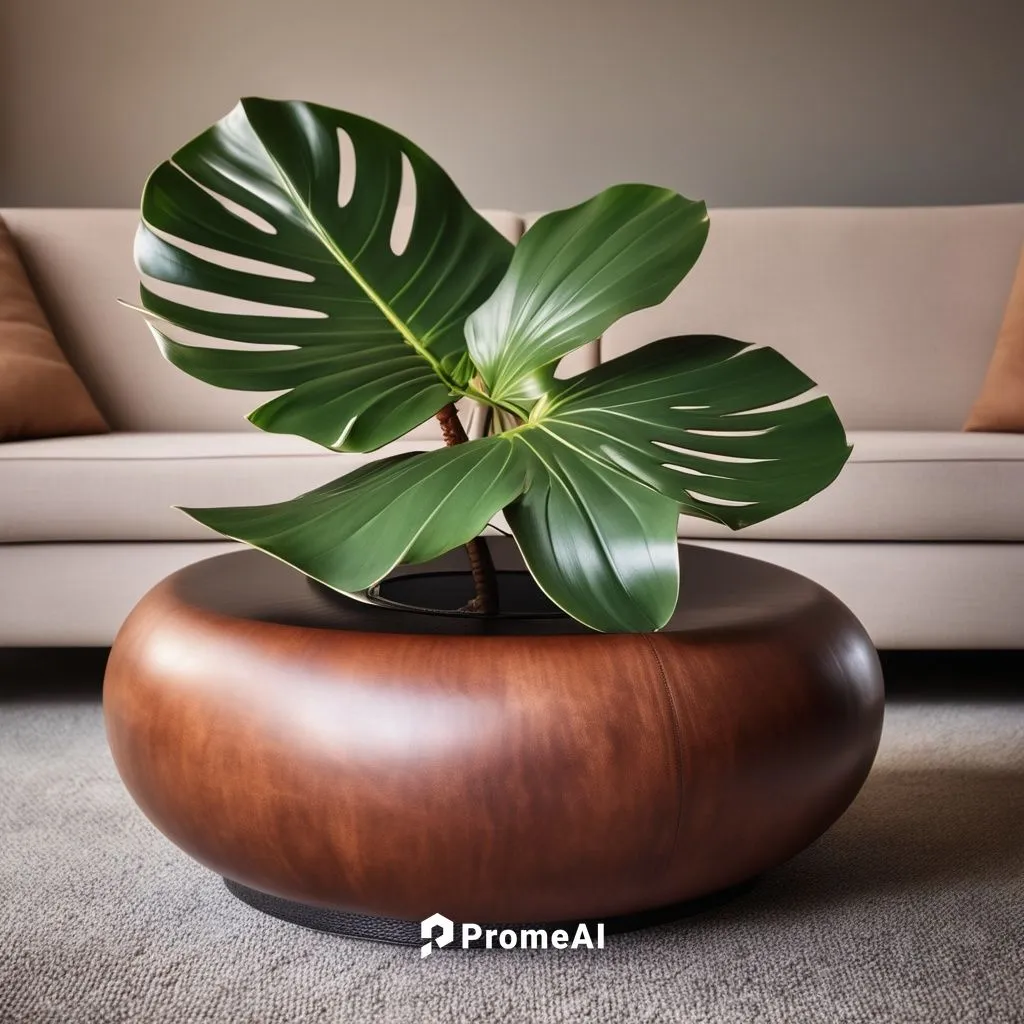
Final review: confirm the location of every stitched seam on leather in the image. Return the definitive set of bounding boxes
[641,634,685,872]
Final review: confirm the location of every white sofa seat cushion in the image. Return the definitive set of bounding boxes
[4,429,1023,544]
[676,431,1024,541]
[0,432,443,542]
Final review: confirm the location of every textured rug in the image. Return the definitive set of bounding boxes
[0,650,1022,1024]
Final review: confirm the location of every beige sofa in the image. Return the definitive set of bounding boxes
[2,205,1023,647]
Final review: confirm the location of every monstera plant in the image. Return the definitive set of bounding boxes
[132,98,850,632]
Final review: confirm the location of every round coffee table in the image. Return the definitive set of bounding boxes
[104,541,883,943]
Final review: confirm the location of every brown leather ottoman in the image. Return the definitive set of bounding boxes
[103,541,884,943]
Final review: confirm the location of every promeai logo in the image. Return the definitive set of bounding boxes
[420,913,455,958]
[419,914,605,955]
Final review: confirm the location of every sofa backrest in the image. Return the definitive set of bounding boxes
[1,207,522,437]
[5,205,1023,434]
[598,205,1024,430]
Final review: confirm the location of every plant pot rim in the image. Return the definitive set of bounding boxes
[360,569,569,621]
[170,542,829,639]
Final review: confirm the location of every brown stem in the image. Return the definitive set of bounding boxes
[435,403,499,615]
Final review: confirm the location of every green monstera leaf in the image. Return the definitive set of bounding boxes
[502,437,684,632]
[138,99,852,632]
[180,334,849,632]
[134,97,512,451]
[522,336,851,529]
[464,185,708,406]
[497,337,850,629]
[184,438,526,591]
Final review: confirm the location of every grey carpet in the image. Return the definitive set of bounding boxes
[0,651,1022,1024]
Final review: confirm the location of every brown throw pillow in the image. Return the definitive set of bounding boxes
[0,215,109,441]
[965,244,1024,432]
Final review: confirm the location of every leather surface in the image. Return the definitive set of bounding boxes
[103,542,883,922]
[222,876,749,945]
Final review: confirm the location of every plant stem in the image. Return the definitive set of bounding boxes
[435,402,499,615]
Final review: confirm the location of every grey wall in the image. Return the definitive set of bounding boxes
[2,0,1022,211]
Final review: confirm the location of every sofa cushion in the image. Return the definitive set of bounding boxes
[965,244,1024,432]
[674,431,1024,541]
[3,430,1022,544]
[599,205,1024,430]
[0,216,109,442]
[0,432,443,542]
[0,208,522,438]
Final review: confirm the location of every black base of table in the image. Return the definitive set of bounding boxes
[223,877,755,947]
